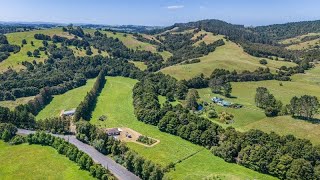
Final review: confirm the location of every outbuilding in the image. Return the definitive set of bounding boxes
[107,128,122,136]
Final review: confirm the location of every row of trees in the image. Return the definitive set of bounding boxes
[74,69,106,121]
[75,121,164,180]
[255,87,319,119]
[27,131,115,180]
[0,34,20,62]
[255,87,283,117]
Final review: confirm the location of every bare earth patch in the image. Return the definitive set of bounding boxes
[106,127,160,147]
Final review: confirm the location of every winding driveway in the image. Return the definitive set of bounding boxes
[17,129,140,180]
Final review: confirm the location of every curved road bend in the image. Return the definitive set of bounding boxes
[17,129,140,180]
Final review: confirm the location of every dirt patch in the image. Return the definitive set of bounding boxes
[106,127,160,147]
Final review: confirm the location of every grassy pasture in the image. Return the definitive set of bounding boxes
[0,141,93,180]
[161,40,296,80]
[291,64,320,85]
[69,46,109,57]
[36,78,96,120]
[280,32,320,44]
[129,61,148,71]
[279,33,320,50]
[1,28,108,72]
[0,96,34,110]
[192,30,224,46]
[89,76,275,179]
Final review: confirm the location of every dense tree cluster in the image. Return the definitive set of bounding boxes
[159,32,225,66]
[74,69,106,121]
[36,117,71,134]
[34,33,51,41]
[0,34,20,62]
[89,31,164,71]
[75,121,164,179]
[27,131,115,180]
[255,87,283,116]
[0,106,35,128]
[0,123,18,142]
[133,73,183,125]
[288,95,319,120]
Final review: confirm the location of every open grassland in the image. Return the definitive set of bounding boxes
[0,96,34,110]
[69,46,109,57]
[129,61,148,71]
[280,32,320,44]
[161,40,296,80]
[85,29,172,60]
[0,141,93,180]
[192,30,224,46]
[279,33,320,50]
[36,79,96,120]
[1,28,108,72]
[242,115,320,145]
[90,76,274,179]
[291,64,320,85]
[287,39,320,50]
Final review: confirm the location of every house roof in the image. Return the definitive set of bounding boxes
[63,109,76,115]
[107,128,121,134]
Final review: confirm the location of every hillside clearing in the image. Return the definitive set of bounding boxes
[161,40,296,80]
[0,96,34,110]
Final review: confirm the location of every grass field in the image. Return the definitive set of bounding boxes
[0,96,34,110]
[89,76,275,179]
[192,30,224,46]
[1,28,109,72]
[0,141,93,180]
[36,79,96,120]
[69,46,109,57]
[279,33,320,50]
[161,40,296,80]
[129,61,148,70]
[85,29,172,60]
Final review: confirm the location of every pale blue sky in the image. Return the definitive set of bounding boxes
[0,0,319,26]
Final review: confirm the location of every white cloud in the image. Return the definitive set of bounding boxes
[167,5,184,10]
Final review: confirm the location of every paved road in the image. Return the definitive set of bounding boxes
[17,129,140,180]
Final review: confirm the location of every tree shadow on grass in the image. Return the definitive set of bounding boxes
[292,116,320,124]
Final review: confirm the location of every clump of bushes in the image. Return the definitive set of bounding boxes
[218,111,234,124]
[259,59,268,65]
[137,135,157,145]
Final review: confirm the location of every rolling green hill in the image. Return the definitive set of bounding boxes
[161,39,296,80]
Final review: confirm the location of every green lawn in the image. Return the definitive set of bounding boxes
[0,96,34,110]
[0,141,93,180]
[161,40,296,80]
[36,79,96,120]
[90,76,275,179]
